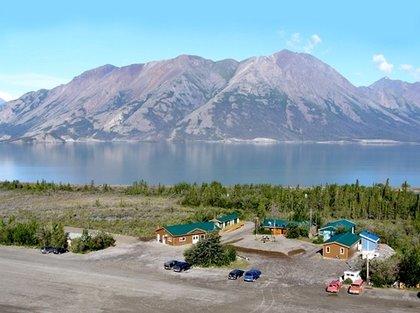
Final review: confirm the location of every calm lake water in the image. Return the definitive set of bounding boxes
[0,142,419,187]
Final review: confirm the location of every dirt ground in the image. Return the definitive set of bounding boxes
[0,241,418,313]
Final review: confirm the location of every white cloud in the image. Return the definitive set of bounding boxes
[0,90,15,101]
[304,34,322,52]
[284,31,322,53]
[286,32,301,49]
[400,63,420,80]
[372,54,394,74]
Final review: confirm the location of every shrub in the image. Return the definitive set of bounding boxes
[286,225,308,239]
[398,246,420,287]
[0,219,39,246]
[70,229,115,253]
[184,233,236,267]
[312,236,324,244]
[37,223,67,248]
[343,278,353,284]
[361,256,400,287]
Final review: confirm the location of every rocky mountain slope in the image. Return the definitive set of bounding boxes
[0,50,419,142]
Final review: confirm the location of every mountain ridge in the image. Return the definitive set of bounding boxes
[1,50,419,143]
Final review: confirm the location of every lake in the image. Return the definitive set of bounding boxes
[0,142,419,187]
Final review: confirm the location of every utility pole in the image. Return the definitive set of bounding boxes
[305,193,312,237]
[366,254,370,285]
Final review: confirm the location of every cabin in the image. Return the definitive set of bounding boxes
[360,230,380,258]
[156,221,218,246]
[212,212,240,230]
[261,218,289,235]
[322,232,360,260]
[318,219,356,241]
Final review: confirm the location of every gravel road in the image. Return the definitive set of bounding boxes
[0,244,418,313]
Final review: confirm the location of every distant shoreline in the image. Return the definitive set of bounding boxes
[1,180,419,192]
[1,138,419,145]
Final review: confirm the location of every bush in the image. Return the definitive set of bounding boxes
[361,256,400,287]
[184,233,236,267]
[0,219,39,246]
[312,236,324,244]
[343,278,353,284]
[398,246,420,287]
[70,229,115,253]
[286,225,308,239]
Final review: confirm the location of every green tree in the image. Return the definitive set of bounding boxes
[399,246,420,287]
[50,223,68,248]
[184,233,236,267]
[361,256,400,287]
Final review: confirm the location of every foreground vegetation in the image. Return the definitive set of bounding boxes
[0,179,418,286]
[0,218,114,253]
[184,233,236,267]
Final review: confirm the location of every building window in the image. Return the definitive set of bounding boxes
[200,234,205,239]
[326,246,330,253]
[179,237,186,242]
[340,247,345,255]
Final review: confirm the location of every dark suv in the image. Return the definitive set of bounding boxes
[41,246,55,254]
[53,247,67,254]
[164,260,180,270]
[41,246,67,254]
[173,261,191,272]
[228,269,245,280]
[244,269,262,282]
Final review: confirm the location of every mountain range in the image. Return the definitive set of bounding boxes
[0,50,419,143]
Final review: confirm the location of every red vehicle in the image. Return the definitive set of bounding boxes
[348,279,365,295]
[326,279,342,293]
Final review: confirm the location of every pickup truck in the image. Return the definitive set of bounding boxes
[348,279,365,295]
[326,280,342,293]
[244,269,261,282]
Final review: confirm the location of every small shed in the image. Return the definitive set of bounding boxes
[360,230,380,251]
[322,232,360,260]
[212,212,239,229]
[360,230,380,259]
[319,219,356,241]
[261,218,289,235]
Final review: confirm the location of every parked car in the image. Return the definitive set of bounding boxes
[326,279,342,293]
[348,279,365,295]
[228,269,245,280]
[244,269,261,282]
[52,247,67,254]
[164,260,180,270]
[173,261,191,272]
[41,246,55,254]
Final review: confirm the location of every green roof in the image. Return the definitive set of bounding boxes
[319,219,356,232]
[324,232,360,248]
[262,218,288,228]
[163,221,218,237]
[215,212,238,223]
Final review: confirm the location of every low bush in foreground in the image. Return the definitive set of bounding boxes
[0,218,67,248]
[184,233,236,267]
[70,229,115,253]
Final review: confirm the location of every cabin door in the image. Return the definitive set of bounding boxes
[192,235,199,244]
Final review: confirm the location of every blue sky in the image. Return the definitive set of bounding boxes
[1,0,419,100]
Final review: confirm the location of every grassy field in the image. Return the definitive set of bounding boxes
[0,189,196,238]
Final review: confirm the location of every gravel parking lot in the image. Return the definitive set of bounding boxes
[0,242,418,313]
